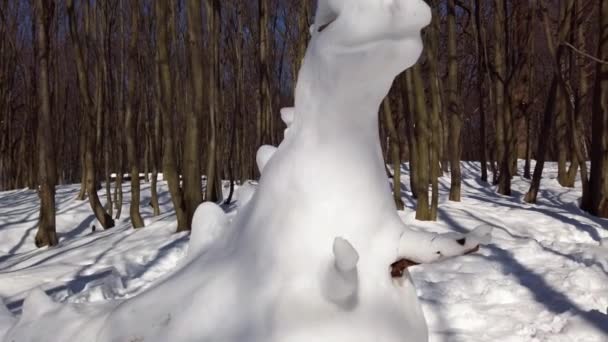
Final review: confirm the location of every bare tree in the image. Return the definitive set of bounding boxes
[382,97,404,211]
[66,0,114,229]
[125,0,144,228]
[583,0,608,217]
[182,0,205,229]
[447,0,463,201]
[34,0,57,247]
[155,0,187,231]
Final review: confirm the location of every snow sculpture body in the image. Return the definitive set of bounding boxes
[3,1,490,341]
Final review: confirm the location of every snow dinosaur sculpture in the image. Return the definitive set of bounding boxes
[3,0,491,341]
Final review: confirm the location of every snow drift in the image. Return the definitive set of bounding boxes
[2,0,491,341]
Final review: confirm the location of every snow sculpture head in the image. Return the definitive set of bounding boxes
[309,0,431,97]
[3,1,490,342]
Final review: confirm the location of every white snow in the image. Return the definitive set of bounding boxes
[256,145,278,174]
[0,162,607,341]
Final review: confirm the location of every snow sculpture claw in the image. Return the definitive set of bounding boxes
[256,145,278,174]
[393,225,493,276]
[323,237,359,306]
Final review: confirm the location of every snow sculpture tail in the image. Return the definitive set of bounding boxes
[396,225,493,265]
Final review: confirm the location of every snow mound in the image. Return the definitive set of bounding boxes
[188,202,229,260]
[0,301,15,340]
[20,288,59,323]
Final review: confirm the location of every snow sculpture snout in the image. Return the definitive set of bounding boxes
[315,0,432,46]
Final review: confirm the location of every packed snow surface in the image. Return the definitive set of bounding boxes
[1,162,607,341]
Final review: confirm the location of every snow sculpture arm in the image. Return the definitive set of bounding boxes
[392,225,493,277]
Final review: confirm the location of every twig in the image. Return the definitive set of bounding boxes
[563,42,608,65]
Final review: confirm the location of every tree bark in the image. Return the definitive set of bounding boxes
[525,78,558,203]
[66,0,114,229]
[410,66,432,221]
[447,0,462,201]
[155,0,187,230]
[204,0,221,203]
[473,0,488,183]
[183,0,205,229]
[34,0,58,247]
[494,0,511,196]
[382,97,404,211]
[125,0,144,228]
[583,0,608,217]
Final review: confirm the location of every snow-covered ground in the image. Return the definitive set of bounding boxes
[0,161,606,341]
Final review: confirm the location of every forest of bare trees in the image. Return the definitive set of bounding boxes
[0,0,607,248]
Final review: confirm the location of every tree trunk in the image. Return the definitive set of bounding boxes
[257,0,272,151]
[150,85,161,217]
[34,0,58,248]
[183,0,205,229]
[125,0,144,228]
[402,73,419,200]
[426,1,442,219]
[66,0,114,229]
[410,66,432,221]
[583,0,608,217]
[155,0,187,230]
[205,0,221,203]
[473,0,488,183]
[525,78,558,203]
[447,0,462,201]
[382,97,404,211]
[494,0,511,196]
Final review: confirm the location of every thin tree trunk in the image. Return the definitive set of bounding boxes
[183,0,204,229]
[495,0,511,195]
[525,78,558,203]
[383,97,404,211]
[426,1,442,219]
[447,0,462,201]
[155,0,187,230]
[125,0,144,228]
[34,0,58,247]
[402,73,419,199]
[205,0,220,203]
[66,0,114,229]
[582,0,608,217]
[410,66,432,221]
[473,0,488,183]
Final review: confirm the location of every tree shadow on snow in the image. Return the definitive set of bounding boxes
[481,245,608,335]
[466,192,604,244]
